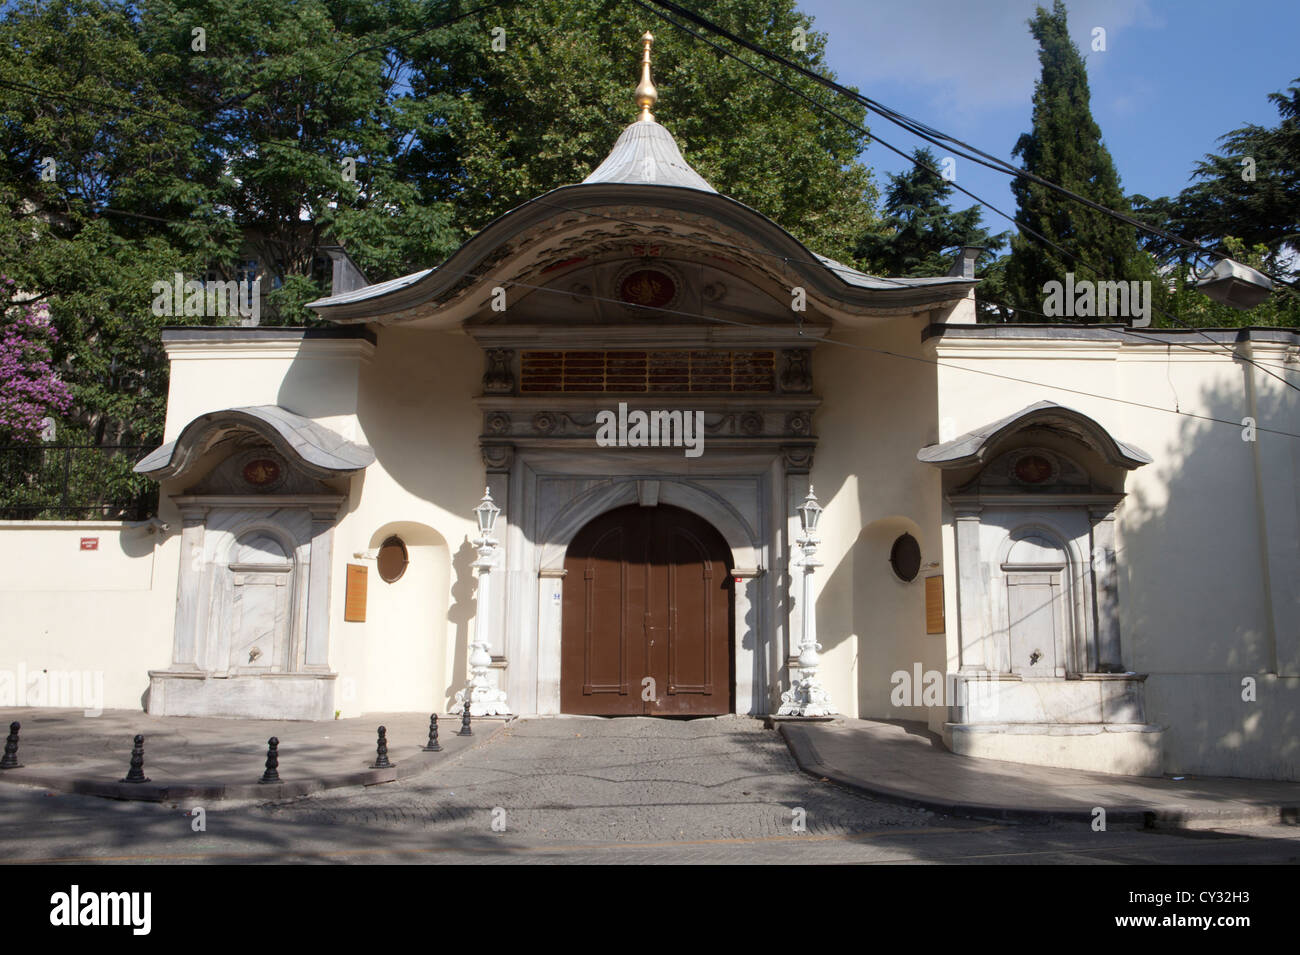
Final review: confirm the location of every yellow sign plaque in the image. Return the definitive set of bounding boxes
[925,575,945,634]
[345,564,368,622]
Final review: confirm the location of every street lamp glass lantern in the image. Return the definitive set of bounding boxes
[474,488,500,535]
[797,486,822,535]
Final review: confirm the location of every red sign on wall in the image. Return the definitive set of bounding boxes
[79,537,99,551]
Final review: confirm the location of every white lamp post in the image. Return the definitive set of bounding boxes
[453,488,511,717]
[778,485,834,716]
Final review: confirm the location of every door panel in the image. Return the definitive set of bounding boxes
[1007,572,1061,676]
[561,505,731,716]
[229,571,291,672]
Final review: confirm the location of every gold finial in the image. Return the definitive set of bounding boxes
[634,31,657,123]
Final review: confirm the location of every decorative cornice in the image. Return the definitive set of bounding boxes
[947,492,1125,508]
[170,493,347,512]
[465,323,828,350]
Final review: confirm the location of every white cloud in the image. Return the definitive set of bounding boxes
[804,0,1163,115]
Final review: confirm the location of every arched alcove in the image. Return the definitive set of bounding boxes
[360,521,451,713]
[848,516,935,719]
[997,525,1076,678]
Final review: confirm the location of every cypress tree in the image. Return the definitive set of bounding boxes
[1006,0,1150,318]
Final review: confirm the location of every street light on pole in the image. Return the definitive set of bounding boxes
[454,487,511,718]
[778,485,834,717]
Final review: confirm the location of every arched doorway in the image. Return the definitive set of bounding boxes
[561,504,733,716]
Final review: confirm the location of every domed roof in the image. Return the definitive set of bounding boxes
[582,119,715,193]
[581,31,713,192]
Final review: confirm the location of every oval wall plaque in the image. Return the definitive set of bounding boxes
[618,269,676,310]
[242,458,282,487]
[1013,454,1054,484]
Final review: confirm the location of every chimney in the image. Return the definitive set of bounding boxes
[322,246,369,295]
[947,246,986,280]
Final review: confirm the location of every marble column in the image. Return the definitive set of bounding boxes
[953,504,991,672]
[170,504,208,669]
[304,506,338,670]
[1090,504,1124,673]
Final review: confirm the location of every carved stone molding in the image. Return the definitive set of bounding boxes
[781,445,814,474]
[785,411,812,436]
[481,444,515,472]
[483,348,515,394]
[780,350,813,393]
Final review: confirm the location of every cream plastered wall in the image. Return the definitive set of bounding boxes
[930,329,1300,780]
[808,312,945,725]
[0,329,483,719]
[155,327,485,718]
[0,521,177,711]
[330,325,485,717]
[161,333,371,444]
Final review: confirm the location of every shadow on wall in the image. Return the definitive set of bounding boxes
[349,326,484,528]
[277,347,367,419]
[443,537,478,709]
[1120,367,1299,779]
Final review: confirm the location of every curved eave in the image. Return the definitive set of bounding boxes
[917,400,1152,471]
[135,405,375,482]
[306,182,975,325]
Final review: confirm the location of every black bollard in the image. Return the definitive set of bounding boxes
[121,734,150,783]
[371,725,391,769]
[0,721,20,769]
[259,737,281,784]
[423,714,443,752]
[458,702,473,737]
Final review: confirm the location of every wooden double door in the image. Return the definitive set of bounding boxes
[561,504,733,716]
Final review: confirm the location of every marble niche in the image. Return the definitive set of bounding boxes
[147,444,345,720]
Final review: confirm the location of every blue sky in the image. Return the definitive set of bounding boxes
[796,0,1300,244]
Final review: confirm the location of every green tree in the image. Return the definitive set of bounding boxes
[1138,78,1300,262]
[854,148,1001,276]
[1130,77,1300,326]
[143,0,461,311]
[1005,0,1152,317]
[402,0,878,264]
[0,0,228,446]
[0,0,883,452]
[853,146,1009,319]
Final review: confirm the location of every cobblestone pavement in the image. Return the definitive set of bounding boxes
[3,716,1299,864]
[258,715,943,842]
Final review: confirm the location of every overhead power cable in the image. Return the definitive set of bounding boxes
[9,4,1297,387]
[642,0,1298,293]
[304,252,1300,441]
[629,0,1300,396]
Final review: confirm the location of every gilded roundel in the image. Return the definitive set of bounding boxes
[614,263,682,315]
[235,449,288,493]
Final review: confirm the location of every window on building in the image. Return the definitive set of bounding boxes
[377,536,408,583]
[890,533,921,582]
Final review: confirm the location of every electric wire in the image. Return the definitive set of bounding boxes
[629,0,1300,395]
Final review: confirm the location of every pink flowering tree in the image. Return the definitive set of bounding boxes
[0,277,72,444]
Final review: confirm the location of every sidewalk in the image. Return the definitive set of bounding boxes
[778,718,1300,828]
[0,708,503,803]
